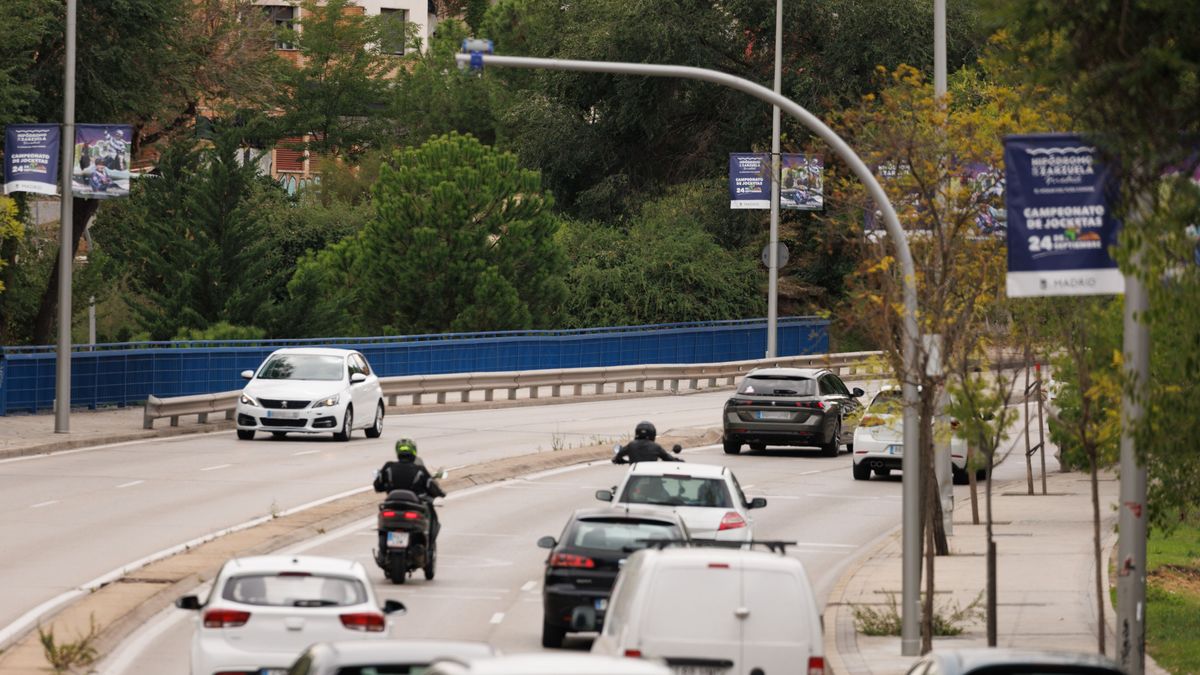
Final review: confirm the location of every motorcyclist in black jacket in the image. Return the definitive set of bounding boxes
[374,438,446,541]
[612,421,684,464]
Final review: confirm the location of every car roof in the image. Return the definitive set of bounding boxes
[436,653,670,674]
[221,555,364,576]
[745,367,824,378]
[625,462,727,478]
[310,639,494,664]
[934,648,1124,673]
[570,506,687,525]
[266,347,356,358]
[635,547,807,573]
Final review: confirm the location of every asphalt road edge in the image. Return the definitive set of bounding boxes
[0,429,721,675]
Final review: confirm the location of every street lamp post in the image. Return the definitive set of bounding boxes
[455,50,924,656]
[766,0,783,358]
[55,0,78,433]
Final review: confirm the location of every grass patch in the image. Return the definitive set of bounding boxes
[1144,518,1200,675]
[853,591,984,637]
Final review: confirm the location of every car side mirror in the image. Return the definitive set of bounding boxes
[382,599,407,615]
[350,372,367,383]
[537,536,557,549]
[175,595,202,610]
[240,370,254,380]
[595,489,613,502]
[852,387,865,397]
[672,444,682,454]
[748,497,768,510]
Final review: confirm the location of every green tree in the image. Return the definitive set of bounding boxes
[276,0,412,158]
[289,132,567,335]
[92,130,282,339]
[559,183,765,327]
[0,196,23,295]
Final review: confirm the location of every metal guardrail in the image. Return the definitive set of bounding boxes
[143,351,886,429]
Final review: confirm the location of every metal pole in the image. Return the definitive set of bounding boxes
[766,0,783,358]
[55,0,77,433]
[455,52,923,655]
[934,0,946,98]
[1117,268,1149,673]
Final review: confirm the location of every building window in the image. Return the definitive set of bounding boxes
[379,7,407,55]
[265,5,297,50]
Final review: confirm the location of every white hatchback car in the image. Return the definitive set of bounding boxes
[235,348,385,441]
[178,555,405,675]
[851,387,984,484]
[595,462,767,542]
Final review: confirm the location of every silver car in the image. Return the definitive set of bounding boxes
[905,648,1125,675]
[288,639,495,675]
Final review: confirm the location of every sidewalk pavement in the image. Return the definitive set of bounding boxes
[823,466,1170,674]
[0,406,226,461]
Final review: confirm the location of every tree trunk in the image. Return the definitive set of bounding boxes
[1024,338,1035,494]
[968,442,980,524]
[1089,448,1107,654]
[986,447,998,646]
[923,506,937,653]
[31,199,100,345]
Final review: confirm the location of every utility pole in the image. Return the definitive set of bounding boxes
[766,0,783,358]
[55,0,77,433]
[1117,263,1149,673]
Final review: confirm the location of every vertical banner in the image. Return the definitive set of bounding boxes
[780,154,823,210]
[1004,134,1122,297]
[3,124,61,196]
[729,153,771,209]
[72,124,133,199]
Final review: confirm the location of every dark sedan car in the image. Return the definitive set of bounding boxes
[536,507,690,648]
[722,367,864,457]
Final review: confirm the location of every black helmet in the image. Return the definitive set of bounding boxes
[634,421,657,441]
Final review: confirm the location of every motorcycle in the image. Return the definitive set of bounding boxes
[374,488,437,584]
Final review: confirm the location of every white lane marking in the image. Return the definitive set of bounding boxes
[116,480,144,489]
[789,542,858,549]
[30,500,58,509]
[292,450,319,456]
[490,612,505,624]
[0,483,371,651]
[199,463,231,472]
[742,484,755,489]
[441,532,519,538]
[521,580,537,592]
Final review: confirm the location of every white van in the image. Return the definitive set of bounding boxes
[592,547,825,675]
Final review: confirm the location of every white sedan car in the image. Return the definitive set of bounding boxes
[595,462,767,542]
[235,347,384,441]
[177,555,405,675]
[851,387,985,484]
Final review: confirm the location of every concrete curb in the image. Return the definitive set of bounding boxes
[0,429,721,674]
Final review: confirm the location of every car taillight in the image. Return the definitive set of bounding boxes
[718,512,746,531]
[340,612,386,632]
[203,609,250,628]
[708,563,731,569]
[549,552,596,568]
[795,401,827,410]
[808,656,826,675]
[624,649,642,658]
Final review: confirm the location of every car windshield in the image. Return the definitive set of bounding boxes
[257,355,344,381]
[567,518,681,551]
[738,374,816,397]
[222,573,367,607]
[620,475,732,508]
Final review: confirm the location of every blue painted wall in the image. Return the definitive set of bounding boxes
[0,317,828,415]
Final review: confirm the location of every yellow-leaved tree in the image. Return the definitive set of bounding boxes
[0,196,25,295]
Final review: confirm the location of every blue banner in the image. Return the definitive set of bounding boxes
[71,124,133,199]
[729,153,770,209]
[1004,134,1122,297]
[3,124,60,196]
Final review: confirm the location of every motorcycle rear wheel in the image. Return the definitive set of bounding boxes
[424,541,437,581]
[388,556,407,585]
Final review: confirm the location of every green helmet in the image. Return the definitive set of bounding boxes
[394,438,417,458]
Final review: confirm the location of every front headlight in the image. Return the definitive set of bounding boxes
[239,393,259,406]
[313,394,340,408]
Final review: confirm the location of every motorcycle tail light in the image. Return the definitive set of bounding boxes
[203,609,250,628]
[340,612,386,632]
[381,510,396,517]
[403,511,421,520]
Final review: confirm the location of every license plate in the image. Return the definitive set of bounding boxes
[672,667,725,675]
[594,598,608,611]
[259,670,289,675]
[265,410,300,419]
[386,531,410,548]
[755,410,792,420]
[887,444,902,455]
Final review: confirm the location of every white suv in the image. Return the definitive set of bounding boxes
[595,462,767,542]
[851,387,986,484]
[235,348,384,441]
